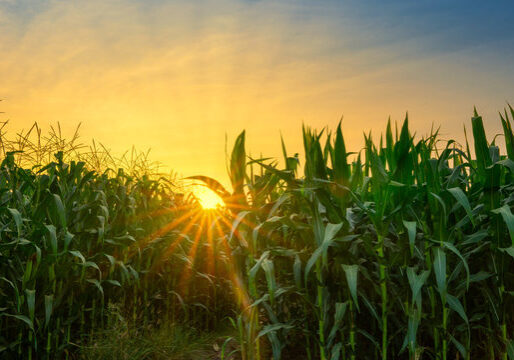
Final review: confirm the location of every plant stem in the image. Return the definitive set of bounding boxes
[316,260,326,360]
[442,298,447,360]
[378,235,387,360]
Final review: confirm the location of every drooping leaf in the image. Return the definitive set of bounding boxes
[304,223,343,283]
[433,247,447,296]
[25,289,35,322]
[342,264,359,311]
[45,224,58,255]
[248,251,269,298]
[53,193,67,228]
[448,187,475,226]
[407,267,430,309]
[403,220,417,255]
[442,242,470,290]
[492,205,514,245]
[44,294,53,327]
[447,293,468,325]
[3,314,34,331]
[7,208,22,237]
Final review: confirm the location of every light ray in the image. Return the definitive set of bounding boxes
[146,210,204,272]
[204,211,215,276]
[178,214,207,297]
[212,214,251,310]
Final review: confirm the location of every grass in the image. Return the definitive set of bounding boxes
[80,304,232,360]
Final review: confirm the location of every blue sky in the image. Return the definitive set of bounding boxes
[1,0,513,181]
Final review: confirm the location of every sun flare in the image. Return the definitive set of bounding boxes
[192,185,225,210]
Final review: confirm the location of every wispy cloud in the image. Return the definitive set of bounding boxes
[1,0,513,182]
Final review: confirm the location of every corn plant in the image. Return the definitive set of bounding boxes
[0,125,236,358]
[198,106,514,359]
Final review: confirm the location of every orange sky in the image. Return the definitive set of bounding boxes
[1,0,513,185]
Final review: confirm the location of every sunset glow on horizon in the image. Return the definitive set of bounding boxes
[1,0,513,185]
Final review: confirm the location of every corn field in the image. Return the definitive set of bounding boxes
[0,123,235,358]
[2,107,514,359]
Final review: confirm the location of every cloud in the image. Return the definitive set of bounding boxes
[0,0,513,182]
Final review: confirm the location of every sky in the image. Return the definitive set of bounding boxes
[1,0,513,185]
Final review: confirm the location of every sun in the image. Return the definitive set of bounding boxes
[192,185,225,210]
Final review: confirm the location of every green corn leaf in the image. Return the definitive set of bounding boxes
[63,231,74,251]
[69,250,85,264]
[25,289,35,322]
[267,331,284,360]
[304,246,324,284]
[86,279,104,297]
[405,310,420,354]
[406,267,430,309]
[83,261,101,274]
[33,244,41,270]
[450,334,468,359]
[322,222,343,262]
[257,323,294,339]
[499,110,513,157]
[248,251,269,298]
[44,294,53,328]
[507,339,514,360]
[385,118,395,169]
[0,277,20,312]
[462,229,489,245]
[463,124,472,163]
[472,114,491,178]
[280,133,288,169]
[229,130,247,200]
[22,259,33,287]
[447,293,468,325]
[261,259,277,305]
[304,223,342,283]
[104,280,121,287]
[251,294,270,308]
[403,221,417,255]
[442,242,470,290]
[53,193,67,228]
[498,158,514,173]
[498,247,514,259]
[469,271,492,283]
[328,302,348,347]
[104,254,116,267]
[97,215,105,242]
[448,187,475,226]
[3,314,33,331]
[229,211,252,247]
[492,205,514,245]
[330,342,343,360]
[127,265,139,282]
[357,328,381,351]
[7,208,22,237]
[393,115,412,181]
[429,192,447,221]
[332,121,350,184]
[45,225,58,255]
[367,144,388,184]
[342,264,359,311]
[482,286,500,322]
[433,247,447,297]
